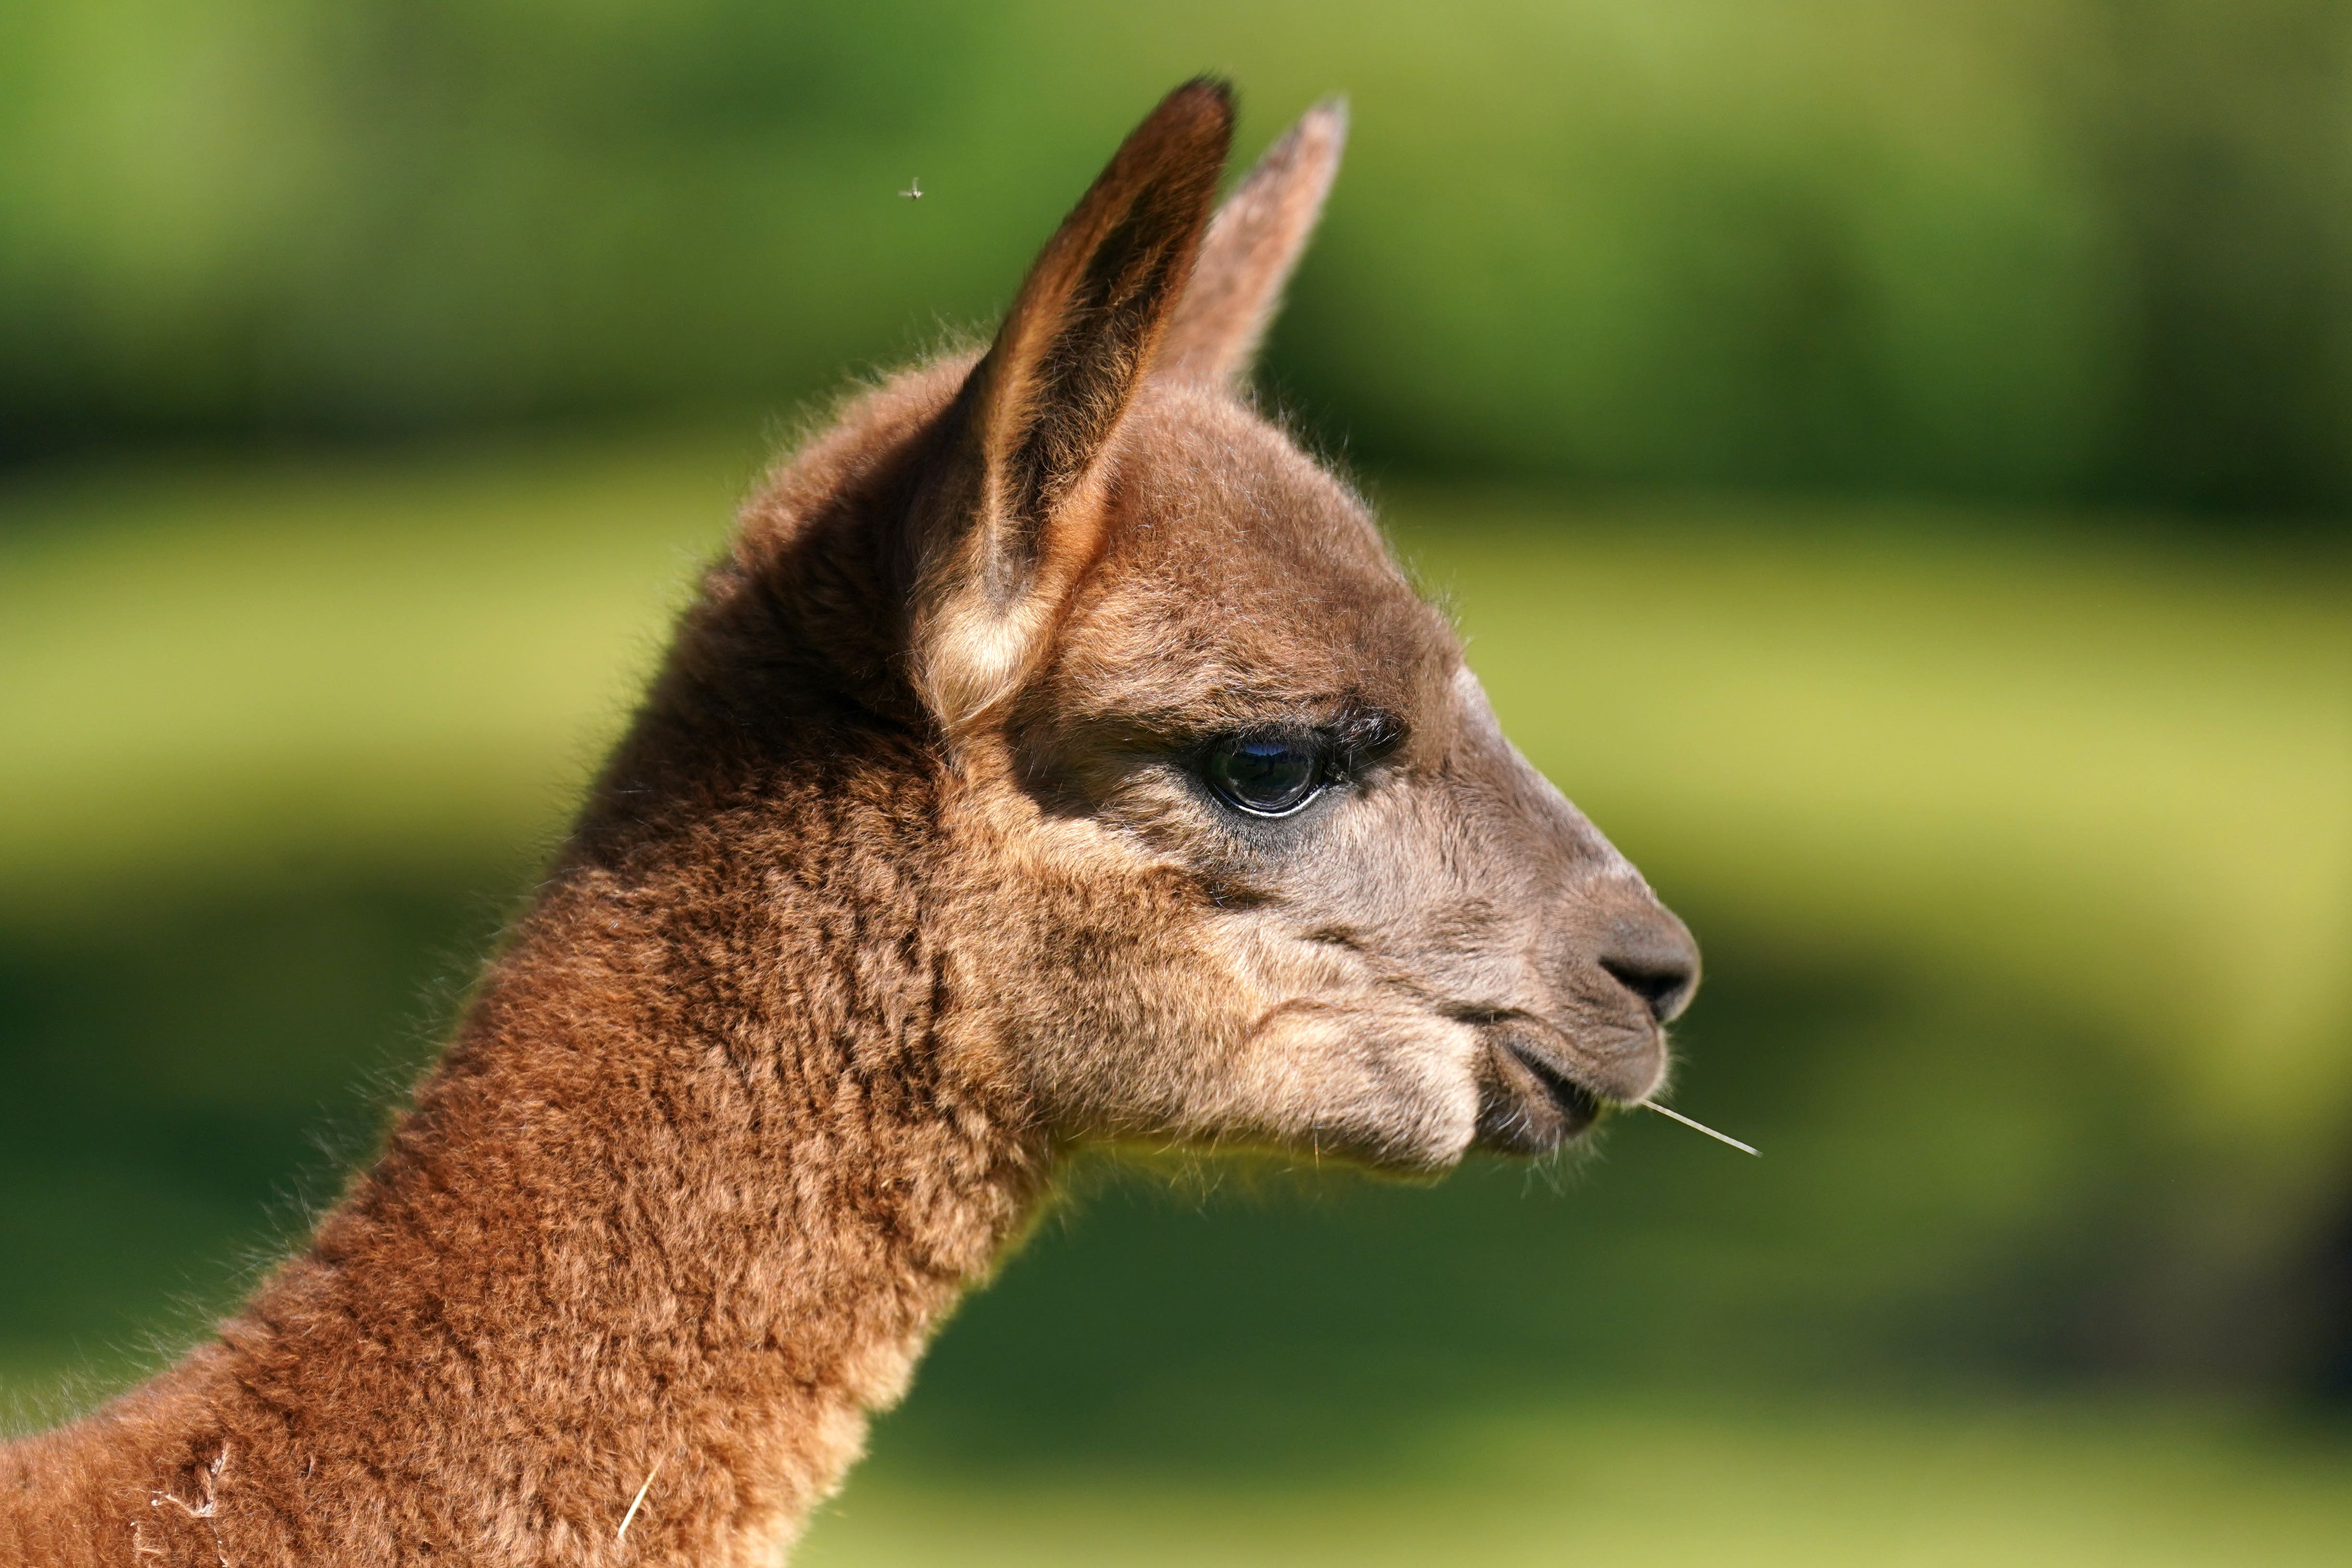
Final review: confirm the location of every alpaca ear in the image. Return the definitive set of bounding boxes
[908,78,1233,733]
[1157,98,1347,389]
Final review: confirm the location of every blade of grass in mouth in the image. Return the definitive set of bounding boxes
[1644,1102,1759,1156]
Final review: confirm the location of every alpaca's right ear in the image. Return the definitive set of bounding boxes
[1157,98,1347,389]
[906,79,1233,735]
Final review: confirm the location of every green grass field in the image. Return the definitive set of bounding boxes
[797,1400,2352,1568]
[3,431,2348,1559]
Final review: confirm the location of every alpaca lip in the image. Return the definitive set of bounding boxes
[1475,1034,1604,1154]
[1509,1041,1604,1129]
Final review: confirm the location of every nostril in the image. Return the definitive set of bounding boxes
[1600,954,1697,1025]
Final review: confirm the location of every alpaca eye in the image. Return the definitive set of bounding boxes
[1205,732,1325,817]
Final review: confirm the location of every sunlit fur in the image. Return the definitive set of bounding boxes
[2,80,1694,1565]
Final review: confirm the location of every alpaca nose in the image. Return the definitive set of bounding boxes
[1598,906,1700,1025]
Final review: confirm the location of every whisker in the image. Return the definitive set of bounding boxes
[1643,1102,1759,1156]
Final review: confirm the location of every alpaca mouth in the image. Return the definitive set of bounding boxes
[1474,1033,1603,1155]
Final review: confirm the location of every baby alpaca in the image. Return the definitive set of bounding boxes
[2,79,1697,1566]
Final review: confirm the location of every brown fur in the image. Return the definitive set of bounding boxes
[1,80,1696,1565]
[1157,98,1347,388]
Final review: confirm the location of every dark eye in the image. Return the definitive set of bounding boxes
[1204,732,1326,817]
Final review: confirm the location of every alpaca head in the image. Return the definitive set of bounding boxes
[670,80,1697,1173]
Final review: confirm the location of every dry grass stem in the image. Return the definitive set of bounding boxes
[1644,1102,1759,1155]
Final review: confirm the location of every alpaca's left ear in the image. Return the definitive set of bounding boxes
[906,79,1232,734]
[1158,98,1347,388]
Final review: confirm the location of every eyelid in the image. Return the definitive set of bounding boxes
[1217,709,1400,756]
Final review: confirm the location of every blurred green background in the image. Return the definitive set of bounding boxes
[4,3,2352,1563]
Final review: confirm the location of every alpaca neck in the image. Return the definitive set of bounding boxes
[9,776,1049,1567]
